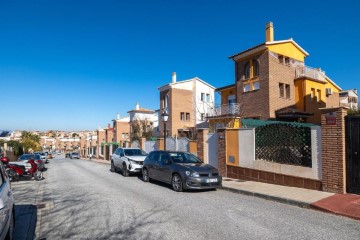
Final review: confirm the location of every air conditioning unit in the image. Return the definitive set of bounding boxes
[326,88,333,96]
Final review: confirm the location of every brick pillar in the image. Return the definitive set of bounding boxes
[217,129,226,177]
[139,138,146,150]
[197,129,208,162]
[321,107,347,193]
[157,138,164,150]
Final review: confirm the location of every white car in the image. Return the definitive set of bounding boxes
[0,162,15,240]
[111,148,148,176]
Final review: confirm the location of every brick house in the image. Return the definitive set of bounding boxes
[158,72,215,138]
[213,22,342,126]
[112,114,130,147]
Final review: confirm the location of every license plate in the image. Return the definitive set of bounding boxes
[206,178,218,183]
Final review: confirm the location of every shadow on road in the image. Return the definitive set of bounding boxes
[13,204,37,240]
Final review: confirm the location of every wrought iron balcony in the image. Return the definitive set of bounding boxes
[295,66,326,82]
[207,103,240,117]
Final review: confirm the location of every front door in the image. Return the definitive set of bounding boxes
[346,116,360,194]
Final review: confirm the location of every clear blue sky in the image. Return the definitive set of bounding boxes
[1,0,359,131]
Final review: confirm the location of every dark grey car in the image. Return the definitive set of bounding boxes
[142,151,222,192]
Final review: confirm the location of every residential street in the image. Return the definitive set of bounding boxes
[14,156,360,240]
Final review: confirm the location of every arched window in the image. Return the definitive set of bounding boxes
[252,59,259,77]
[244,62,250,79]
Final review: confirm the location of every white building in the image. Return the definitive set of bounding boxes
[340,89,358,110]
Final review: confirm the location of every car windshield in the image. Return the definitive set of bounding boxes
[34,154,41,160]
[72,153,78,155]
[124,149,147,156]
[168,152,202,163]
[20,154,32,160]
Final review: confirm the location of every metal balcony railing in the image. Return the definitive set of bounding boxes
[295,66,326,81]
[207,103,240,117]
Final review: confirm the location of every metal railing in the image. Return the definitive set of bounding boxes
[207,103,240,117]
[295,66,326,81]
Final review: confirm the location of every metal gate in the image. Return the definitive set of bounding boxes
[131,140,140,148]
[207,133,218,168]
[346,116,360,194]
[166,137,176,151]
[177,138,189,152]
[144,141,157,153]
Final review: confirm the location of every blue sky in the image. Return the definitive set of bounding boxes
[0,0,359,131]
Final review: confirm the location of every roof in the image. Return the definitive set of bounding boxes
[127,108,155,114]
[216,84,236,92]
[229,39,309,61]
[325,76,342,91]
[158,77,216,91]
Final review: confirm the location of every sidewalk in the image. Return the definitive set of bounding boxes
[84,157,360,221]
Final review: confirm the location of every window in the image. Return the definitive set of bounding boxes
[244,83,251,92]
[186,113,190,122]
[201,93,205,101]
[285,57,290,65]
[244,62,250,79]
[317,90,321,102]
[311,88,316,102]
[252,59,259,77]
[278,55,284,64]
[180,112,185,121]
[279,83,284,97]
[206,94,210,102]
[200,113,205,121]
[253,81,260,90]
[285,84,290,99]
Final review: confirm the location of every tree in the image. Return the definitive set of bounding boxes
[7,140,24,156]
[130,120,154,142]
[21,131,41,152]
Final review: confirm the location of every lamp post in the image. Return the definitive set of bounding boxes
[161,111,169,151]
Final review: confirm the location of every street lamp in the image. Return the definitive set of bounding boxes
[162,111,169,151]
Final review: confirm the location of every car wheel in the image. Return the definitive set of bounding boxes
[142,168,150,182]
[122,163,128,177]
[110,161,115,172]
[171,173,183,192]
[5,210,14,240]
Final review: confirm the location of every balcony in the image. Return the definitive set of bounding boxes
[207,103,241,117]
[295,66,326,82]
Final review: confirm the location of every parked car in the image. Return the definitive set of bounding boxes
[0,162,15,239]
[142,151,222,192]
[33,154,45,171]
[70,152,79,159]
[34,152,48,163]
[111,148,148,176]
[65,153,71,158]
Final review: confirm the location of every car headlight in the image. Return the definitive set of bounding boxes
[128,159,137,164]
[185,171,200,177]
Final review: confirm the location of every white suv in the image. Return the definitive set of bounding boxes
[111,148,148,176]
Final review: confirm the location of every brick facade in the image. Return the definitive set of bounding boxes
[321,107,347,193]
[196,129,208,162]
[160,88,194,137]
[217,129,227,176]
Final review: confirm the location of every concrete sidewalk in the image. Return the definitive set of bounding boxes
[84,157,360,221]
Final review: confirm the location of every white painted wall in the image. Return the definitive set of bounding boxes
[194,79,215,124]
[238,127,322,180]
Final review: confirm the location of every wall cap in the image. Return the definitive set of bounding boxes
[319,106,348,111]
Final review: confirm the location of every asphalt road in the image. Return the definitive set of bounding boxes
[33,157,360,240]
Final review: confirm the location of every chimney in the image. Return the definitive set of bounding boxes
[108,123,110,129]
[265,22,274,42]
[172,72,176,83]
[117,112,120,119]
[135,102,140,110]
